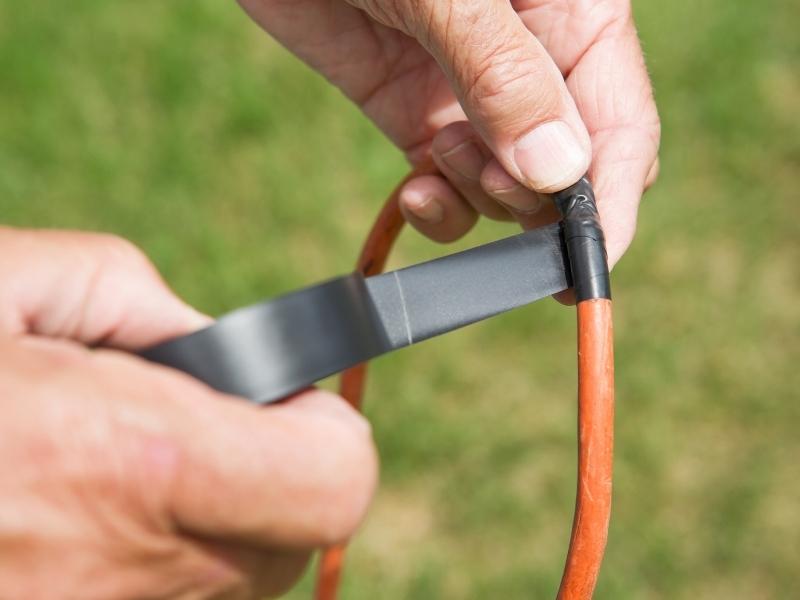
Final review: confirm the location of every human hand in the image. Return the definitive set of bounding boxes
[239,0,659,266]
[0,228,377,599]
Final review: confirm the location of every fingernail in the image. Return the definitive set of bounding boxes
[402,192,445,224]
[440,140,486,181]
[488,183,542,214]
[514,121,589,192]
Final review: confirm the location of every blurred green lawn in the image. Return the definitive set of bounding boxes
[1,1,798,598]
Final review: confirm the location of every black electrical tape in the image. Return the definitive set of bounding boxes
[141,275,391,403]
[552,177,611,302]
[140,223,570,404]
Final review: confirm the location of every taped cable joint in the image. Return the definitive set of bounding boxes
[552,177,612,302]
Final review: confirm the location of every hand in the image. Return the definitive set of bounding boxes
[239,0,659,266]
[0,228,377,599]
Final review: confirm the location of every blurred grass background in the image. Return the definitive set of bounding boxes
[1,0,798,598]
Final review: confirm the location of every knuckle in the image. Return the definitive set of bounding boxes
[85,234,164,303]
[92,233,150,270]
[64,232,158,296]
[72,410,180,532]
[349,0,412,31]
[114,428,182,528]
[27,356,179,522]
[650,114,662,147]
[462,43,561,123]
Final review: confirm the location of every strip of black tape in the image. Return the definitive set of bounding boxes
[140,223,570,404]
[140,275,392,403]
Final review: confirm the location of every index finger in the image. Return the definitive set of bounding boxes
[0,227,209,349]
[564,20,661,266]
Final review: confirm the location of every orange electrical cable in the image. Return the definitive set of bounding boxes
[315,160,614,600]
[314,160,435,600]
[557,298,614,599]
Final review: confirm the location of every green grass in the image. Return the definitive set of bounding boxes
[1,0,798,598]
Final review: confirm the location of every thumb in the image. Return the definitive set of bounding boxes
[392,0,591,193]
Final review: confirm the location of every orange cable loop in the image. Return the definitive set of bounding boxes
[315,159,614,600]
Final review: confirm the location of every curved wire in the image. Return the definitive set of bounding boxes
[557,298,614,599]
[315,160,614,600]
[315,159,437,600]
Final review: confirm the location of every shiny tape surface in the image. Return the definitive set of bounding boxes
[140,223,570,403]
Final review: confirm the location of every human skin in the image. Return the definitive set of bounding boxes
[238,0,660,266]
[0,3,659,596]
[0,227,377,599]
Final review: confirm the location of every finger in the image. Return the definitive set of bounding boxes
[480,158,543,216]
[588,127,657,267]
[404,0,591,193]
[227,547,310,599]
[84,349,379,550]
[480,158,563,230]
[564,22,660,267]
[399,174,479,243]
[0,228,209,349]
[194,540,311,599]
[552,288,577,307]
[430,122,513,221]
